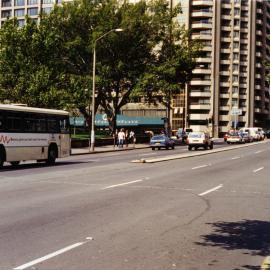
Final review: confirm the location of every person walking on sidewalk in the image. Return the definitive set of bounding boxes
[129,130,136,148]
[118,128,125,148]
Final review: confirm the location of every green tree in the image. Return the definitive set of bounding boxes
[134,0,202,134]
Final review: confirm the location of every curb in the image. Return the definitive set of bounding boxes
[131,140,269,163]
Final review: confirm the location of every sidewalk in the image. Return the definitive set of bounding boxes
[71,138,222,156]
[71,143,150,155]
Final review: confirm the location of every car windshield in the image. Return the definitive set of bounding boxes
[188,132,204,138]
[151,135,165,140]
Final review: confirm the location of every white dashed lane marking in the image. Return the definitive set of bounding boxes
[253,167,264,173]
[199,184,223,196]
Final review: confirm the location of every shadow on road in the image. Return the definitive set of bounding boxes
[0,160,93,172]
[196,219,270,270]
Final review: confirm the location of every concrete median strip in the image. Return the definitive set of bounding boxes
[131,141,269,163]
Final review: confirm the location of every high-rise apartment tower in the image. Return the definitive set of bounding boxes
[172,0,270,136]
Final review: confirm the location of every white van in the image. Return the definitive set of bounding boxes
[239,127,264,141]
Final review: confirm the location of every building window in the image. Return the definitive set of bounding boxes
[233,53,239,60]
[1,0,12,7]
[232,87,238,94]
[28,0,38,4]
[234,19,240,26]
[14,9,25,17]
[42,7,51,14]
[1,10,11,17]
[233,64,238,72]
[233,75,238,82]
[14,0,25,6]
[42,0,53,4]
[233,31,239,38]
[234,8,240,15]
[233,42,239,49]
[27,7,38,15]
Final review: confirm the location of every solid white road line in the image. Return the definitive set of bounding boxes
[102,179,143,190]
[13,241,87,270]
[199,184,223,196]
[253,167,264,173]
[192,164,208,170]
[231,156,240,160]
[255,150,262,154]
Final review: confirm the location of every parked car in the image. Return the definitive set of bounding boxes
[227,131,245,144]
[241,132,253,143]
[150,135,175,150]
[239,127,264,141]
[187,131,213,150]
[265,130,270,139]
[176,128,193,143]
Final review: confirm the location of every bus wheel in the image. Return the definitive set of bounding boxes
[47,145,57,165]
[10,161,20,166]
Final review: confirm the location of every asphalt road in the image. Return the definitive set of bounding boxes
[1,140,270,270]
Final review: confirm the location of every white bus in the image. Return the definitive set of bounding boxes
[0,104,70,168]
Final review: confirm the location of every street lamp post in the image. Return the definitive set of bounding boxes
[90,28,123,152]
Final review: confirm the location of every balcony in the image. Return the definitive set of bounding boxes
[197,57,212,63]
[240,94,247,99]
[221,48,230,53]
[219,115,229,121]
[192,11,213,18]
[255,85,261,90]
[192,34,212,40]
[256,30,263,36]
[220,106,230,111]
[190,104,211,110]
[190,80,211,86]
[221,15,231,20]
[220,93,229,98]
[232,93,239,98]
[221,37,231,42]
[192,68,211,74]
[192,23,212,29]
[220,82,230,87]
[189,114,209,120]
[190,91,211,97]
[192,1,213,6]
[202,46,212,51]
[255,96,262,101]
[255,74,261,79]
[221,26,231,31]
[219,71,230,76]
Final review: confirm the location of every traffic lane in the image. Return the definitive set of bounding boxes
[4,142,270,269]
[0,140,228,176]
[2,167,210,270]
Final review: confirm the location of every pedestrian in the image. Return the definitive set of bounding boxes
[125,129,129,147]
[114,129,118,148]
[118,128,125,148]
[129,130,136,148]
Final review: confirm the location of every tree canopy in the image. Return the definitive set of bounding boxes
[0,0,201,133]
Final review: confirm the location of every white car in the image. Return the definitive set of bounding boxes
[187,132,213,151]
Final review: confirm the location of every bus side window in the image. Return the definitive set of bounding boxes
[59,117,69,134]
[24,117,36,133]
[7,113,22,132]
[36,115,47,133]
[48,117,59,133]
[0,113,4,131]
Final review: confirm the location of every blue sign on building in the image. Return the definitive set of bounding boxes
[70,114,163,127]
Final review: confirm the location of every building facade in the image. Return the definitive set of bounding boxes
[173,0,270,136]
[0,0,69,27]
